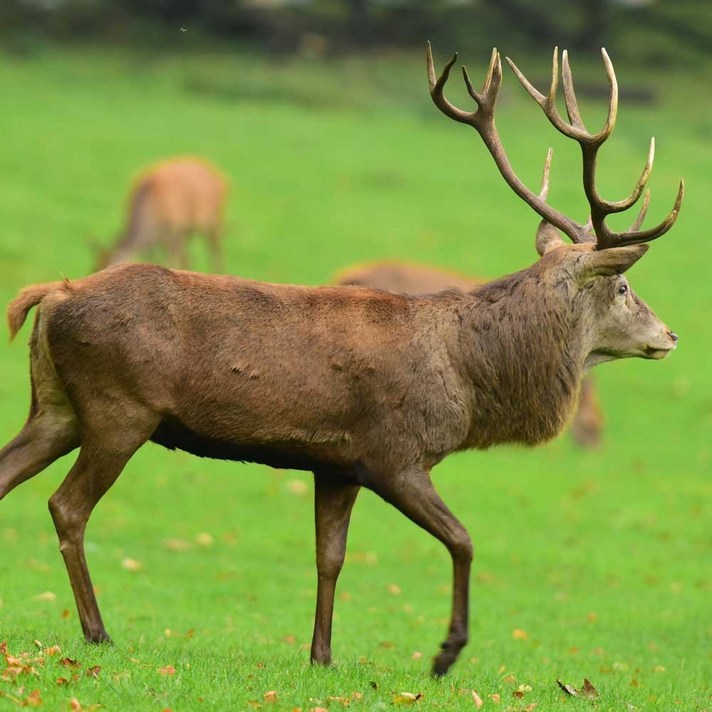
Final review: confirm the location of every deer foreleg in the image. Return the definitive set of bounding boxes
[368,467,473,677]
[310,476,360,666]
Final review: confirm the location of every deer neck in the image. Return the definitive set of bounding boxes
[455,274,587,449]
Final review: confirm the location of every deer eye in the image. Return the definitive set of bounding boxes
[617,283,628,296]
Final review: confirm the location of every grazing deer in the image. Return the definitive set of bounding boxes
[0,46,682,677]
[95,157,228,271]
[332,257,605,449]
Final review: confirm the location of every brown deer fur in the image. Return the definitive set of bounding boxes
[95,157,228,271]
[0,47,681,677]
[332,260,604,448]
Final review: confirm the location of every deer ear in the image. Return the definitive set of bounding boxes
[535,221,566,256]
[576,244,649,281]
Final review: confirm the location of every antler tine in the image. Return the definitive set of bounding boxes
[598,179,684,249]
[539,147,553,201]
[629,188,651,232]
[481,47,502,102]
[582,188,651,244]
[596,137,655,215]
[597,48,619,144]
[426,42,473,125]
[463,49,502,118]
[561,50,585,131]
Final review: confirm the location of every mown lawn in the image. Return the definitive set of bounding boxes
[0,42,710,711]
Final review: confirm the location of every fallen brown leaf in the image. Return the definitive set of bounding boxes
[60,658,81,670]
[85,665,101,678]
[195,532,214,547]
[393,692,423,705]
[33,591,56,602]
[580,679,599,699]
[557,679,599,699]
[264,690,279,703]
[68,699,102,711]
[286,479,308,496]
[513,684,532,699]
[159,665,176,676]
[163,538,192,552]
[557,680,578,696]
[512,628,528,640]
[24,689,42,707]
[328,695,352,707]
[471,690,484,708]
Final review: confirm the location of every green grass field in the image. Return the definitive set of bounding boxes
[0,43,710,711]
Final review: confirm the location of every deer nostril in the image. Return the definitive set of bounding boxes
[669,331,679,343]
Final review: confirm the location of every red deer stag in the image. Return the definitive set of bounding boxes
[0,46,682,677]
[95,157,228,271]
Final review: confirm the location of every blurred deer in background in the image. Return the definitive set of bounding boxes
[0,46,681,677]
[95,157,228,272]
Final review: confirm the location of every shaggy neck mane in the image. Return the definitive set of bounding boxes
[455,269,585,448]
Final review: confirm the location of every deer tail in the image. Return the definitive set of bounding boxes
[7,279,70,341]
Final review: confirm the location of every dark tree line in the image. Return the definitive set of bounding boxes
[1,0,710,62]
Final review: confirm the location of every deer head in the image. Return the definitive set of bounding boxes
[426,44,682,366]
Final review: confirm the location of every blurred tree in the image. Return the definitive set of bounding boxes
[480,0,610,52]
[1,0,711,66]
[346,0,371,44]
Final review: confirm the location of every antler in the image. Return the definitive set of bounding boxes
[505,47,684,249]
[426,43,684,250]
[426,43,587,243]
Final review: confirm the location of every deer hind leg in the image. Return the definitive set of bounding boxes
[366,467,473,677]
[0,410,79,501]
[570,375,603,449]
[310,476,360,666]
[48,407,158,643]
[205,225,223,274]
[0,352,80,501]
[162,228,190,270]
